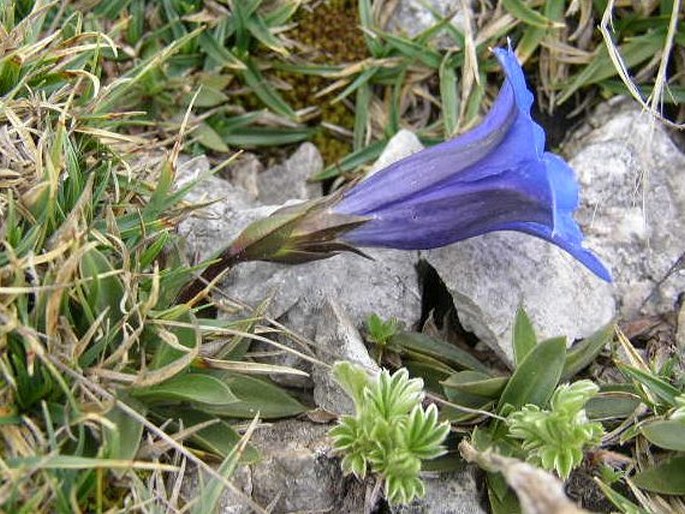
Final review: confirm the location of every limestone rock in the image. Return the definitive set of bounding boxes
[391,468,486,514]
[184,420,366,513]
[386,0,467,47]
[257,142,323,204]
[567,99,685,317]
[423,236,615,365]
[312,296,381,415]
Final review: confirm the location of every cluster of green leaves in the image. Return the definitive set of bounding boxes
[329,362,450,505]
[507,379,604,479]
[364,306,685,512]
[46,0,682,177]
[0,2,307,511]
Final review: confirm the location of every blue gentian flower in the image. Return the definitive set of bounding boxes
[333,46,611,281]
[181,45,610,306]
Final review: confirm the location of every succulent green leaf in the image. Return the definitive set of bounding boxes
[562,322,614,381]
[391,331,492,374]
[512,306,536,365]
[632,456,685,495]
[498,336,566,412]
[333,361,373,407]
[201,373,306,419]
[640,419,685,451]
[130,373,238,406]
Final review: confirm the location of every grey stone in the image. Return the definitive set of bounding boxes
[183,419,367,513]
[177,176,269,263]
[224,152,262,200]
[678,301,685,351]
[257,142,323,204]
[176,154,212,185]
[391,468,486,514]
[182,464,253,514]
[224,248,421,338]
[368,129,424,177]
[312,297,381,415]
[386,0,467,46]
[248,419,364,513]
[566,99,685,317]
[424,234,615,365]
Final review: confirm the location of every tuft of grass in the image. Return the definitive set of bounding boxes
[0,3,311,512]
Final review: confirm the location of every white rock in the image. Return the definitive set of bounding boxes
[367,129,424,177]
[567,99,685,317]
[391,468,486,514]
[386,0,467,47]
[257,142,323,204]
[424,234,615,365]
[312,297,381,415]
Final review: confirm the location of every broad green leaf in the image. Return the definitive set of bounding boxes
[403,360,451,394]
[619,364,680,406]
[595,480,645,512]
[131,373,238,406]
[561,322,614,381]
[512,306,536,366]
[192,86,229,108]
[149,308,200,369]
[192,418,257,514]
[488,473,521,514]
[515,0,565,62]
[201,373,306,419]
[498,336,566,412]
[640,419,685,451]
[442,371,508,399]
[632,456,685,495]
[391,332,492,374]
[79,248,125,327]
[558,29,667,104]
[105,404,144,462]
[585,391,641,421]
[78,248,128,366]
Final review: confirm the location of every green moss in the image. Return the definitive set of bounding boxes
[281,0,368,165]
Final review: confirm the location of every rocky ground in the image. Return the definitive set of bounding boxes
[175,97,685,512]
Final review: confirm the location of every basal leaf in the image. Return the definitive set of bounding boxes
[640,419,685,451]
[131,373,238,406]
[498,336,566,412]
[632,456,685,495]
[200,373,306,419]
[512,306,536,366]
[562,322,614,381]
[619,364,680,406]
[442,371,509,400]
[391,331,492,374]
